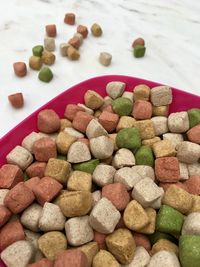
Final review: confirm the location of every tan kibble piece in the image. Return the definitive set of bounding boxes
[67,45,80,60]
[163,185,193,214]
[67,141,91,163]
[99,52,112,66]
[133,120,155,140]
[44,37,55,52]
[116,116,136,132]
[152,105,169,117]
[60,118,72,131]
[44,158,71,184]
[152,140,176,158]
[67,171,92,191]
[53,190,69,206]
[78,242,99,267]
[93,249,120,267]
[38,231,67,261]
[133,84,150,101]
[58,190,92,217]
[109,133,118,151]
[189,195,200,213]
[56,131,76,154]
[91,23,102,37]
[60,43,70,57]
[142,137,161,148]
[29,56,42,70]
[41,50,55,65]
[139,207,156,234]
[84,90,104,110]
[123,200,149,231]
[106,228,136,265]
[151,239,179,256]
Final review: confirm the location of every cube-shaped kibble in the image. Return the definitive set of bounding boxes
[132,178,162,207]
[86,119,108,139]
[116,128,141,150]
[0,164,23,189]
[135,145,154,167]
[54,249,88,267]
[179,235,200,267]
[90,136,114,159]
[67,45,80,60]
[67,141,91,163]
[45,24,57,37]
[26,162,46,178]
[105,228,135,264]
[133,120,155,140]
[60,118,72,131]
[4,182,35,213]
[148,250,180,267]
[67,171,92,191]
[0,220,25,251]
[32,45,44,57]
[89,197,121,234]
[0,205,12,227]
[133,233,151,252]
[177,141,200,164]
[134,45,146,58]
[156,205,184,235]
[132,165,155,180]
[45,158,71,184]
[150,85,172,106]
[44,37,55,52]
[151,116,168,136]
[116,116,135,132]
[112,148,135,169]
[56,131,77,154]
[33,177,63,206]
[37,109,60,133]
[68,36,81,49]
[92,164,116,187]
[72,111,94,133]
[114,167,141,190]
[39,202,66,231]
[132,100,152,120]
[99,110,119,133]
[99,52,112,66]
[155,157,180,182]
[33,137,57,162]
[168,112,190,133]
[6,146,33,170]
[22,132,42,153]
[106,81,125,99]
[29,56,42,70]
[65,215,94,246]
[133,84,150,101]
[163,185,193,214]
[152,140,176,158]
[20,203,42,232]
[41,50,56,65]
[182,212,200,235]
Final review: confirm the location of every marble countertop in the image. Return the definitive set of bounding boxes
[0,0,200,137]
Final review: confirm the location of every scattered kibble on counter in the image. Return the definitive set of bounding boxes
[77,25,89,38]
[99,52,112,66]
[45,24,57,37]
[8,92,24,108]
[38,67,53,82]
[13,62,27,77]
[91,23,102,37]
[64,13,76,25]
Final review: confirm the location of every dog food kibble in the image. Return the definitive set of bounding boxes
[134,45,146,58]
[8,92,24,108]
[99,52,112,66]
[38,66,53,82]
[60,43,70,56]
[45,24,57,37]
[1,81,200,266]
[29,56,42,70]
[68,36,81,49]
[41,50,56,65]
[64,13,75,25]
[67,45,80,60]
[91,23,102,37]
[77,25,88,38]
[13,62,27,77]
[44,37,55,52]
[132,37,145,48]
[32,45,44,57]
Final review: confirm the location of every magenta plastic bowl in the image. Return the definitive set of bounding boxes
[0,75,199,266]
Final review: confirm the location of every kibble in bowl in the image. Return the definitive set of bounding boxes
[0,75,200,267]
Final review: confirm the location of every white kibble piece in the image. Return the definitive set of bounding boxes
[67,141,91,163]
[179,162,189,181]
[65,215,94,246]
[64,127,84,138]
[21,132,42,153]
[151,187,164,209]
[122,91,134,102]
[99,52,112,66]
[86,119,108,139]
[163,133,184,149]
[93,164,116,187]
[89,197,121,234]
[151,116,168,136]
[21,203,43,232]
[6,145,33,170]
[150,86,172,106]
[112,148,135,169]
[39,202,66,231]
[188,163,200,176]
[168,112,189,133]
[147,251,180,267]
[114,167,142,190]
[132,178,162,208]
[90,136,114,159]
[73,32,83,44]
[60,43,70,56]
[78,103,94,115]
[182,212,200,235]
[0,189,9,205]
[177,141,200,164]
[106,81,126,99]
[1,240,35,267]
[92,190,102,207]
[44,37,55,51]
[123,246,150,267]
[132,165,155,181]
[24,229,43,261]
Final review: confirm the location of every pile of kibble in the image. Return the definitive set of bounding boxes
[1,82,200,267]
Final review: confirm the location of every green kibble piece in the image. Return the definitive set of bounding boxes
[23,172,29,181]
[32,45,44,57]
[156,205,184,236]
[135,145,154,167]
[112,97,133,116]
[149,231,178,246]
[73,159,99,174]
[57,154,67,160]
[179,235,200,267]
[134,45,146,58]
[38,67,53,83]
[188,108,200,128]
[116,128,141,149]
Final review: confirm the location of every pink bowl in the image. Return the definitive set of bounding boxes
[0,75,199,266]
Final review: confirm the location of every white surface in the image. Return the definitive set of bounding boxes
[0,0,200,137]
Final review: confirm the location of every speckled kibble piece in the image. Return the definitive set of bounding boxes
[99,52,112,66]
[93,249,120,267]
[0,205,11,227]
[27,258,53,267]
[142,136,161,148]
[116,116,135,132]
[0,164,23,189]
[32,45,44,57]
[6,146,33,170]
[65,215,94,246]
[26,162,46,178]
[139,207,156,234]
[78,241,99,267]
[60,43,70,56]
[190,195,200,213]
[152,140,176,158]
[122,91,134,102]
[132,100,152,120]
[187,108,200,128]
[132,165,155,180]
[99,110,119,133]
[152,105,169,117]
[135,145,154,167]
[116,128,141,149]
[64,127,84,138]
[151,239,179,256]
[21,203,42,232]
[133,84,150,101]
[151,116,168,135]
[67,170,92,191]
[44,37,55,52]
[67,141,91,163]
[155,157,180,182]
[182,212,200,235]
[150,86,172,106]
[90,136,114,159]
[114,167,142,190]
[112,97,133,116]
[112,148,135,168]
[67,45,80,60]
[78,103,95,115]
[84,90,104,110]
[168,112,190,133]
[89,197,121,234]
[54,249,88,267]
[24,229,43,262]
[86,119,108,139]
[41,50,55,65]
[106,81,125,99]
[60,118,72,131]
[133,120,155,140]
[56,131,76,154]
[147,251,180,267]
[74,32,84,44]
[188,163,200,176]
[177,141,200,164]
[125,246,150,267]
[92,164,116,186]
